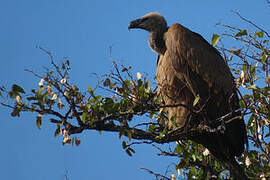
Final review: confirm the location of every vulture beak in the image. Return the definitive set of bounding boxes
[128,18,143,30]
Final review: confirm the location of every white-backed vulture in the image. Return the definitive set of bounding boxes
[128,12,247,169]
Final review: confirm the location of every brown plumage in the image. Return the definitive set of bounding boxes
[129,12,248,172]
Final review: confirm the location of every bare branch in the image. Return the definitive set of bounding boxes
[232,11,270,38]
[140,167,171,180]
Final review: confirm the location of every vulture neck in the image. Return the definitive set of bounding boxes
[149,29,167,55]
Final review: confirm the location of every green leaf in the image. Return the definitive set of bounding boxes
[193,95,200,106]
[148,125,158,132]
[254,32,257,41]
[149,111,156,119]
[36,115,42,129]
[11,106,20,117]
[211,34,219,46]
[190,166,196,174]
[192,154,196,162]
[88,86,94,96]
[109,82,116,89]
[263,87,270,92]
[246,84,257,90]
[156,127,167,139]
[8,91,17,99]
[12,84,25,94]
[249,65,257,80]
[174,144,183,154]
[123,79,130,88]
[129,147,135,153]
[242,63,248,72]
[74,137,81,146]
[0,86,4,97]
[247,114,255,127]
[37,98,45,109]
[257,31,264,38]
[263,40,269,44]
[81,112,87,122]
[95,96,102,101]
[254,31,263,41]
[125,147,135,157]
[127,130,132,141]
[235,30,247,37]
[103,97,114,105]
[125,149,132,156]
[170,114,178,127]
[112,103,120,112]
[122,141,127,149]
[137,79,143,87]
[119,129,124,139]
[239,99,246,108]
[262,54,268,63]
[36,87,44,97]
[103,78,111,87]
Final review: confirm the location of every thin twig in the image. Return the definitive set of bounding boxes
[140,167,171,180]
[232,11,270,38]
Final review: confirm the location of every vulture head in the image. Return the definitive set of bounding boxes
[128,12,168,54]
[128,12,167,32]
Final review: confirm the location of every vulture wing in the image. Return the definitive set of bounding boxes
[165,23,235,96]
[163,23,247,159]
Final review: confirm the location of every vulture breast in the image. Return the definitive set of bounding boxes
[156,52,194,129]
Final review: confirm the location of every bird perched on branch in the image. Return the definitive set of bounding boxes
[128,12,248,177]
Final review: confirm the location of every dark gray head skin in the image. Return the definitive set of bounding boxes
[128,12,168,55]
[128,12,168,32]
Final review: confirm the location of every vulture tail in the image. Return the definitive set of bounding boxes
[190,127,247,179]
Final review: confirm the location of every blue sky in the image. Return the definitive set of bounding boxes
[0,1,269,179]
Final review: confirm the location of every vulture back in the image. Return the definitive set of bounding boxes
[156,23,247,160]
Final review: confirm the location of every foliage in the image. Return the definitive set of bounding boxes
[213,11,270,179]
[1,12,270,180]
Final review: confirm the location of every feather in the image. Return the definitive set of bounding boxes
[129,13,248,172]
